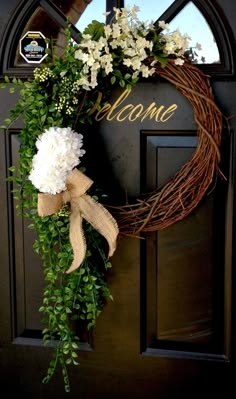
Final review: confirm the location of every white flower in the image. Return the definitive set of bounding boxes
[29,127,85,194]
[104,25,112,39]
[163,41,175,54]
[74,49,89,63]
[123,58,132,67]
[82,33,92,41]
[175,57,185,66]
[158,20,169,31]
[195,42,202,50]
[140,65,150,78]
[113,7,121,19]
[130,5,140,18]
[112,23,121,39]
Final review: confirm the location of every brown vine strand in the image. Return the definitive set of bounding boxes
[108,61,224,237]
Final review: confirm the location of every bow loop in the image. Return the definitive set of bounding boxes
[37,169,119,273]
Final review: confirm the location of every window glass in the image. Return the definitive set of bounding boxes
[15,6,61,66]
[15,0,220,67]
[125,0,175,23]
[163,2,220,64]
[15,0,107,66]
[51,0,106,31]
[126,0,220,64]
[75,0,106,32]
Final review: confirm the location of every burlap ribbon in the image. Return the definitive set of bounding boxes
[37,169,119,274]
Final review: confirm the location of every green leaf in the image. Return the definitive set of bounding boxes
[110,76,116,85]
[124,73,131,80]
[83,20,104,41]
[4,118,12,125]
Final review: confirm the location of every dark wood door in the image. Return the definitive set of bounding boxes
[0,1,235,398]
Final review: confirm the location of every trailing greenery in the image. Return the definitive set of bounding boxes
[0,24,116,394]
[0,7,194,391]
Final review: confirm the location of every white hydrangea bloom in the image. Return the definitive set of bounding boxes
[29,127,85,194]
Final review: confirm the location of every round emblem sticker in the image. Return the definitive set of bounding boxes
[20,31,48,64]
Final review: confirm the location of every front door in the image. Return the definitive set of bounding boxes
[0,1,235,398]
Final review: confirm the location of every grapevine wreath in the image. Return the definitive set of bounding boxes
[112,60,223,236]
[0,5,224,392]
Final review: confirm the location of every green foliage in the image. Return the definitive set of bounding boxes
[0,22,116,393]
[83,20,105,41]
[0,8,189,391]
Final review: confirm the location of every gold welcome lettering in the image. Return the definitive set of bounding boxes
[95,89,178,123]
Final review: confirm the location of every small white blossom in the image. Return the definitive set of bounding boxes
[34,67,54,82]
[123,58,132,67]
[113,7,121,19]
[29,127,85,194]
[130,5,140,18]
[104,25,112,39]
[158,20,169,31]
[195,42,202,50]
[175,57,185,66]
[112,23,121,39]
[140,65,151,78]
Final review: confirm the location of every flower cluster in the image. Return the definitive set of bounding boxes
[73,6,190,89]
[29,127,85,194]
[74,6,155,88]
[158,20,199,65]
[34,66,54,82]
[32,6,195,116]
[54,76,79,114]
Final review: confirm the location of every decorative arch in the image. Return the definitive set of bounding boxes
[155,0,235,78]
[0,0,235,78]
[0,0,81,76]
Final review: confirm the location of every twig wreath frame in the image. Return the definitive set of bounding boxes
[112,61,223,236]
[0,5,224,392]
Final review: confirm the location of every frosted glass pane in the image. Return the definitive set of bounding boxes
[168,2,220,64]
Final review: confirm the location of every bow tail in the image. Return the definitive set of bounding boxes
[66,206,86,274]
[78,194,119,257]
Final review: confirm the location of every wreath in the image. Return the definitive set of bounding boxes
[112,60,223,236]
[0,6,223,392]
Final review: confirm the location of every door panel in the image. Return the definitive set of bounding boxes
[0,1,235,398]
[144,134,214,346]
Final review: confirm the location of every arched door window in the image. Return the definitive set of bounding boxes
[0,0,234,78]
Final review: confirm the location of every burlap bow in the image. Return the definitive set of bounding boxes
[37,169,119,273]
